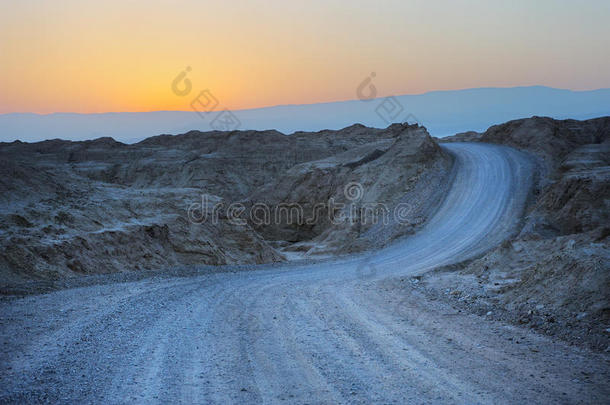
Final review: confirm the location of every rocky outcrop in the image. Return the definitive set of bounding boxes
[446,116,610,178]
[1,123,451,281]
[0,164,284,283]
[245,124,452,256]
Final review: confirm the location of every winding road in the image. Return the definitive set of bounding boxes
[1,143,609,404]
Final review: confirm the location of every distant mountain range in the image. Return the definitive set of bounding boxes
[2,86,609,143]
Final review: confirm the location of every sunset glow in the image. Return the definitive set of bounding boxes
[1,0,609,114]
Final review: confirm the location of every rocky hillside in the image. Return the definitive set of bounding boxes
[0,123,451,283]
[432,116,610,350]
[246,124,452,257]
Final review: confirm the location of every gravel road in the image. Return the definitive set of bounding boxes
[1,143,609,404]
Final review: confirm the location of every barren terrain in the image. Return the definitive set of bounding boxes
[1,118,609,403]
[437,117,610,350]
[1,123,449,286]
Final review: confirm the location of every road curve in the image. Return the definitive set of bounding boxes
[2,143,609,404]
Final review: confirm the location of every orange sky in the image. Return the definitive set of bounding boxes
[1,0,609,114]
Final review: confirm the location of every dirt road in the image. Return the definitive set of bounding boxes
[1,143,608,404]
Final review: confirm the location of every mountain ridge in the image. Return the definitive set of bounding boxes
[2,86,610,143]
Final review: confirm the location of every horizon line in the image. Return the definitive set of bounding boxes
[3,85,610,117]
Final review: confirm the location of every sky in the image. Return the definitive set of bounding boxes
[1,0,609,114]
